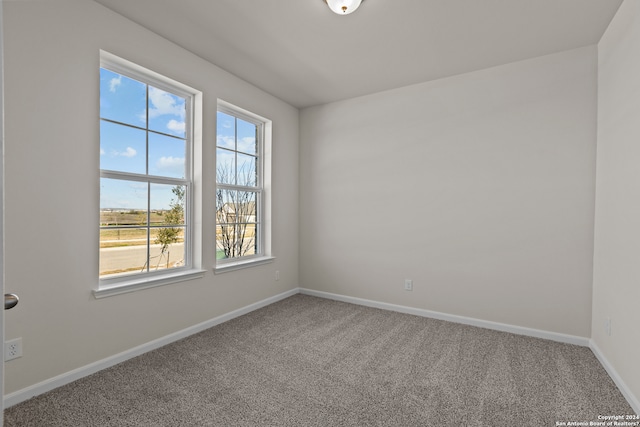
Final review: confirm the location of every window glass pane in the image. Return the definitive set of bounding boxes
[237,119,257,155]
[215,223,256,259]
[149,182,186,269]
[216,111,236,149]
[100,228,149,277]
[151,225,186,272]
[215,189,258,260]
[215,105,265,263]
[216,189,234,223]
[100,121,146,174]
[235,191,257,222]
[100,69,146,127]
[216,148,236,185]
[237,153,257,187]
[149,132,186,178]
[100,178,148,217]
[150,184,185,225]
[246,225,258,256]
[148,87,186,138]
[236,222,257,257]
[216,224,234,260]
[215,228,227,259]
[99,56,195,287]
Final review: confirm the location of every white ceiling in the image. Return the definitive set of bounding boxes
[93,0,623,109]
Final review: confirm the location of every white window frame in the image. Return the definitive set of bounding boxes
[215,100,273,273]
[95,51,204,298]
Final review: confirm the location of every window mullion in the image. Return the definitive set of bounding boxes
[256,125,260,188]
[234,117,238,186]
[146,83,150,175]
[216,183,259,192]
[145,84,150,274]
[146,181,151,273]
[100,170,188,186]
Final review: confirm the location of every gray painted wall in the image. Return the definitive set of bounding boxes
[594,0,640,409]
[2,1,299,394]
[300,46,597,338]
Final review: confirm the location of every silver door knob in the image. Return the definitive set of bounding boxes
[5,294,19,310]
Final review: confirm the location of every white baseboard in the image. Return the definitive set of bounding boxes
[299,288,591,347]
[590,341,640,415]
[305,287,636,413]
[3,288,299,408]
[10,287,636,414]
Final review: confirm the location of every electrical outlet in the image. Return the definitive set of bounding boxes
[275,270,280,281]
[5,338,23,361]
[404,279,413,291]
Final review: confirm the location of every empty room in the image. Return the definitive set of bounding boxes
[1,0,639,425]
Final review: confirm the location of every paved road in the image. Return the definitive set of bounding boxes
[100,243,185,275]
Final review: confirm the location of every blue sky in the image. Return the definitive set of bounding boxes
[100,69,186,210]
[99,69,259,211]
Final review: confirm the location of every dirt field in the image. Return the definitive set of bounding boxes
[100,210,185,248]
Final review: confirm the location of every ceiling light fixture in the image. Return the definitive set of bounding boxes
[324,0,363,15]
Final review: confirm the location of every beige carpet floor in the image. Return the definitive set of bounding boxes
[4,294,635,426]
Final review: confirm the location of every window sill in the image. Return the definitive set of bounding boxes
[214,256,275,274]
[94,269,207,299]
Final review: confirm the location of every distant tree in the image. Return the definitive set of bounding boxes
[155,186,185,267]
[216,163,256,259]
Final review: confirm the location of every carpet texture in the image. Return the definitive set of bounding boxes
[4,294,634,426]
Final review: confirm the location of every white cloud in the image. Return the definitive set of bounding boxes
[100,148,105,155]
[122,147,137,157]
[237,136,256,153]
[215,150,235,182]
[148,87,185,119]
[216,135,255,153]
[217,135,235,149]
[109,76,122,93]
[112,147,137,157]
[157,156,185,175]
[167,119,185,134]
